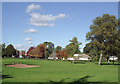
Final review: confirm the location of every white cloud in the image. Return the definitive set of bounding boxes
[29,13,66,27]
[26,4,41,13]
[24,28,37,33]
[25,37,32,41]
[31,23,55,27]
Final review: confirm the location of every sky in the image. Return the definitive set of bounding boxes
[2,2,118,52]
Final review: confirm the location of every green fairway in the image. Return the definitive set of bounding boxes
[2,58,118,83]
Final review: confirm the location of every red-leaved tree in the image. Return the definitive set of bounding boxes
[57,49,68,60]
[27,47,35,56]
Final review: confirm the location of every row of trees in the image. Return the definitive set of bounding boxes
[27,37,82,59]
[83,14,120,65]
[0,36,82,59]
[27,44,45,58]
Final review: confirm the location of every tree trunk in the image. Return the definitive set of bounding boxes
[98,52,103,65]
[113,56,114,65]
[108,59,110,64]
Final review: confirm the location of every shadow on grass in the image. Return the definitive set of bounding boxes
[100,63,120,65]
[94,62,120,65]
[1,76,119,84]
[48,75,118,84]
[69,61,86,64]
[0,75,13,79]
[74,61,85,64]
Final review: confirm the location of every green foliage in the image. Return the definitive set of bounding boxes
[44,42,54,57]
[86,14,120,64]
[1,43,6,57]
[45,51,49,59]
[83,43,99,60]
[55,46,62,52]
[66,37,82,56]
[5,44,16,57]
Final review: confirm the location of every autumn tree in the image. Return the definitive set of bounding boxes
[27,47,35,56]
[58,48,68,60]
[29,48,38,57]
[36,44,45,58]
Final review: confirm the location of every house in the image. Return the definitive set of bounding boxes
[67,57,74,60]
[109,56,118,61]
[79,53,91,61]
[67,53,91,61]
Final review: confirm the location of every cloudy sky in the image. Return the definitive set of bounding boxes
[2,2,118,51]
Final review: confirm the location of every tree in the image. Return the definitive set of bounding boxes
[27,47,35,56]
[36,44,45,58]
[58,48,68,60]
[86,14,118,65]
[44,42,54,59]
[83,43,99,60]
[55,46,62,59]
[5,44,16,57]
[66,37,82,57]
[1,43,6,57]
[15,49,19,58]
[29,48,38,57]
[55,46,62,53]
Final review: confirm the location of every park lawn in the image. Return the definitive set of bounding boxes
[2,58,118,83]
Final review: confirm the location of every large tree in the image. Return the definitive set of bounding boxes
[5,44,16,57]
[43,42,54,59]
[86,14,118,65]
[66,37,82,57]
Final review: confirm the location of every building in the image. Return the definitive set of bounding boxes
[67,53,91,61]
[109,56,118,61]
[79,53,91,61]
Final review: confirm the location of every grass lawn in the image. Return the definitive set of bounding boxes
[2,58,119,83]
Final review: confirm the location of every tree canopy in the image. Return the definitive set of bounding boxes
[5,44,16,57]
[86,14,119,65]
[66,37,82,57]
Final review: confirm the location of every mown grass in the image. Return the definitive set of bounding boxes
[2,58,118,83]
